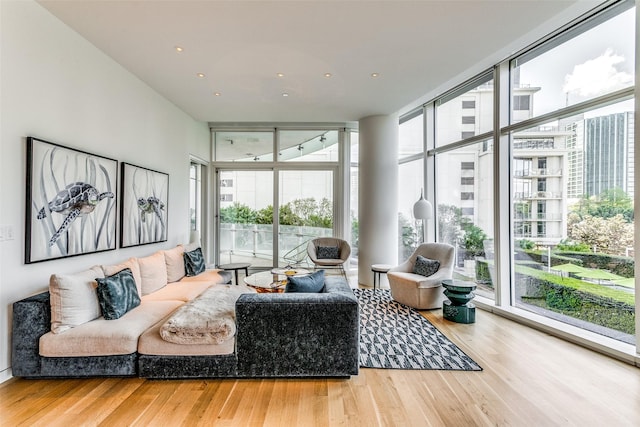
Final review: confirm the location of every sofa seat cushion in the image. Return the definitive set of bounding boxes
[179,269,231,285]
[141,281,213,302]
[39,300,182,357]
[138,316,235,356]
[386,271,443,288]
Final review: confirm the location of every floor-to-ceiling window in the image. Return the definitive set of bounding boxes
[509,1,635,343]
[406,0,636,355]
[212,127,345,269]
[398,111,424,260]
[432,73,495,300]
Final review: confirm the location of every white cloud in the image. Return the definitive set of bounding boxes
[563,49,633,97]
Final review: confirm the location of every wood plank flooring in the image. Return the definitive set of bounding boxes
[2,294,640,426]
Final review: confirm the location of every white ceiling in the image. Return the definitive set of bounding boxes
[38,0,601,123]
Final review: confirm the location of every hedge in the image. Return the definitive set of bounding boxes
[516,265,635,335]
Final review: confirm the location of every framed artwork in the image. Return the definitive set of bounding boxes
[120,162,168,248]
[26,137,118,264]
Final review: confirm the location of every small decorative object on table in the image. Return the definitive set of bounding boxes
[245,268,311,293]
[442,279,477,324]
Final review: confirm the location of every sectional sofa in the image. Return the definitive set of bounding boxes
[11,245,360,379]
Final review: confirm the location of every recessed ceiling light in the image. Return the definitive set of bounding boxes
[197,73,206,78]
[324,73,332,78]
[277,73,285,78]
[175,46,184,53]
[214,92,221,97]
[282,93,289,97]
[371,73,379,78]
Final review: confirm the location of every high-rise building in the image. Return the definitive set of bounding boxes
[566,112,635,200]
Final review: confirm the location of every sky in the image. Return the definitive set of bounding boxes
[518,8,635,117]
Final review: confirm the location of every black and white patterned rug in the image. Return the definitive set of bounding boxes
[354,289,482,371]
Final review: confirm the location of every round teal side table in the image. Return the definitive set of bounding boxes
[442,279,476,324]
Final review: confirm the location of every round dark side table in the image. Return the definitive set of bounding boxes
[218,262,251,286]
[442,279,477,324]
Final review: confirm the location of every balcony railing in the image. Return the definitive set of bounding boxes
[513,191,562,200]
[514,212,563,221]
[514,168,562,177]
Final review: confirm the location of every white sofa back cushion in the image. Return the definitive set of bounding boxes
[49,266,104,334]
[164,245,185,283]
[138,251,168,295]
[102,258,142,296]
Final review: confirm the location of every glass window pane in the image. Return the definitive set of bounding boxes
[214,131,274,162]
[279,130,339,162]
[435,139,494,300]
[218,171,274,268]
[513,8,635,122]
[350,131,359,259]
[512,99,635,344]
[398,160,424,261]
[399,113,423,158]
[189,162,201,232]
[436,80,494,147]
[278,170,334,267]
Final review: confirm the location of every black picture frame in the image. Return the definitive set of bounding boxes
[25,137,118,264]
[120,162,169,248]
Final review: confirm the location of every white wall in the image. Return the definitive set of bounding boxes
[0,1,210,382]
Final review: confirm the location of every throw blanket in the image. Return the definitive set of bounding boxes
[160,286,249,345]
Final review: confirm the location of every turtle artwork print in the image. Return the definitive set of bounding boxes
[120,163,168,248]
[26,137,118,263]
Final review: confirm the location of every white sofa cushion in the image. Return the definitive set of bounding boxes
[102,258,142,296]
[49,266,104,334]
[138,251,168,295]
[163,245,185,283]
[39,300,182,357]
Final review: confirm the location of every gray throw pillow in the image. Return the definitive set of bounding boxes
[413,255,440,277]
[285,270,325,293]
[96,268,141,320]
[184,247,205,276]
[317,246,339,259]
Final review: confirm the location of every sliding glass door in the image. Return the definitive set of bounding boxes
[278,170,334,267]
[216,168,336,269]
[217,170,274,268]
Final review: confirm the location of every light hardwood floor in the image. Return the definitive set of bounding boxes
[2,287,640,426]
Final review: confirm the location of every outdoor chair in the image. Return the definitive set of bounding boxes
[307,237,351,279]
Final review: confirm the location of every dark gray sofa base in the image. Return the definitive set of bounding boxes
[138,354,238,379]
[12,277,359,379]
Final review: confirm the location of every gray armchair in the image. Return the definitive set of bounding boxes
[307,237,351,279]
[387,242,455,309]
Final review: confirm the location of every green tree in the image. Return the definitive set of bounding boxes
[398,213,417,259]
[254,205,273,224]
[460,223,487,258]
[219,202,255,224]
[573,188,633,222]
[437,204,463,246]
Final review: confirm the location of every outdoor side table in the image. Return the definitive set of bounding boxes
[218,263,251,285]
[442,279,477,324]
[371,264,392,289]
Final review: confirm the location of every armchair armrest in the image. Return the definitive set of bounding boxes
[416,269,451,288]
